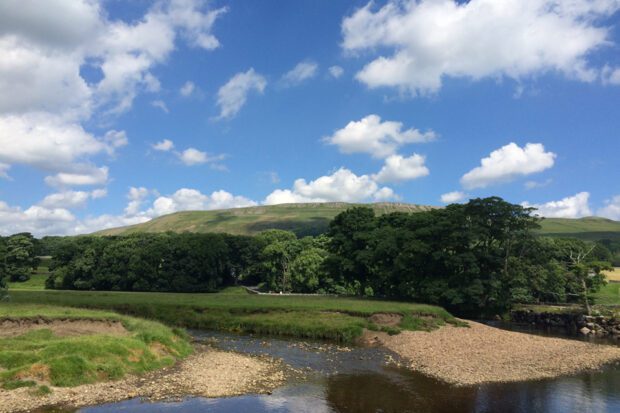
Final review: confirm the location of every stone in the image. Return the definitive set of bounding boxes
[580,327,591,335]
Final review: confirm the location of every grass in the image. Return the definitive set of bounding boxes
[604,268,620,283]
[6,287,459,342]
[592,282,620,307]
[0,304,192,389]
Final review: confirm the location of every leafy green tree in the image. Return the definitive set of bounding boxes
[5,233,37,282]
[290,247,327,292]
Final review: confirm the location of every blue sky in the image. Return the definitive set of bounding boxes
[0,0,619,236]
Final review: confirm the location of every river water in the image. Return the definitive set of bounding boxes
[51,326,620,413]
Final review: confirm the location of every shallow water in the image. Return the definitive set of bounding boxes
[48,327,620,413]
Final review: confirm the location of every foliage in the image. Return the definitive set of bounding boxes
[0,304,192,388]
[0,233,39,283]
[325,197,612,315]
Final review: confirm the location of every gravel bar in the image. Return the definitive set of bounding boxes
[0,346,288,413]
[381,320,620,386]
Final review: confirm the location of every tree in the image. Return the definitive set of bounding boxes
[5,233,37,282]
[554,238,610,315]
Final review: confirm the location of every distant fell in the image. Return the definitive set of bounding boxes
[95,202,436,237]
[95,202,620,240]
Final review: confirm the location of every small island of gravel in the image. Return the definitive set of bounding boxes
[375,320,620,386]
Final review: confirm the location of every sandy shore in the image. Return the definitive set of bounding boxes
[376,320,620,386]
[0,346,288,413]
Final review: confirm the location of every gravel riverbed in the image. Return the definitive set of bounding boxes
[379,320,620,386]
[0,345,288,413]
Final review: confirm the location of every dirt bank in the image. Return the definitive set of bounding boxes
[0,317,129,338]
[0,346,288,413]
[375,320,620,386]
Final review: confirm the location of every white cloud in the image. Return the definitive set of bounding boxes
[328,65,344,78]
[264,168,397,205]
[147,188,257,216]
[215,68,266,119]
[597,195,620,220]
[0,114,112,171]
[177,148,225,167]
[324,114,435,159]
[524,178,553,190]
[0,0,225,188]
[153,139,175,151]
[151,100,169,113]
[461,143,556,189]
[602,65,620,85]
[180,81,195,96]
[440,191,467,204]
[522,192,592,218]
[45,166,109,187]
[372,153,429,183]
[0,184,256,236]
[39,189,106,209]
[342,0,620,95]
[281,61,318,85]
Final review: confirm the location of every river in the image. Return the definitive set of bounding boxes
[44,326,620,413]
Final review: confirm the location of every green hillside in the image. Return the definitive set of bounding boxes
[95,202,436,237]
[537,216,620,241]
[95,202,620,240]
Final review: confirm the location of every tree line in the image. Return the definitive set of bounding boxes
[1,197,615,314]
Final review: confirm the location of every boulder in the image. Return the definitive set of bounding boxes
[580,327,591,335]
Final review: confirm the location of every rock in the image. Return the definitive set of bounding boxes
[580,327,591,335]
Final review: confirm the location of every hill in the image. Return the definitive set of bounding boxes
[95,202,435,237]
[95,202,620,240]
[537,216,620,241]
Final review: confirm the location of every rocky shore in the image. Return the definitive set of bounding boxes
[511,308,620,337]
[378,320,620,386]
[0,346,288,413]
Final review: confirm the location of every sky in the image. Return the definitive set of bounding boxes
[0,0,619,236]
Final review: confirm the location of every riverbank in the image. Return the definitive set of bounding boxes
[378,320,620,386]
[0,345,288,413]
[8,288,459,342]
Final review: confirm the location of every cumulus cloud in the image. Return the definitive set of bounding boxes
[147,188,257,216]
[440,191,467,204]
[45,166,109,188]
[461,143,556,189]
[152,139,174,151]
[328,65,344,78]
[597,195,620,220]
[215,68,266,119]
[281,61,318,85]
[372,153,429,183]
[324,114,435,159]
[264,168,396,205]
[0,0,225,188]
[177,148,226,167]
[522,192,592,218]
[0,185,256,236]
[180,81,195,96]
[39,189,106,209]
[342,0,620,95]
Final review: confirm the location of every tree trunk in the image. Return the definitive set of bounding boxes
[581,278,592,316]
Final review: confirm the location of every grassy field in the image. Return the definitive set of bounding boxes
[592,282,620,307]
[604,268,620,283]
[0,304,192,390]
[6,287,460,342]
[93,202,620,240]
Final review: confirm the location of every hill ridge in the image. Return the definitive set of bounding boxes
[95,202,620,240]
